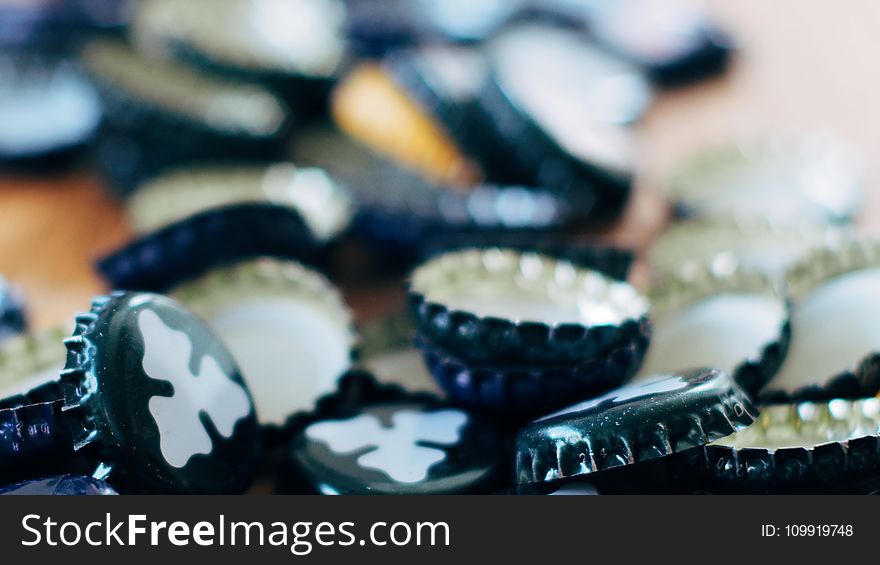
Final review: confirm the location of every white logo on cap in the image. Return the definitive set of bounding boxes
[140,309,251,468]
[305,409,468,483]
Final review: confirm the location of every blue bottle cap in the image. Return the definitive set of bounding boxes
[417,323,647,416]
[0,475,117,495]
[97,204,320,292]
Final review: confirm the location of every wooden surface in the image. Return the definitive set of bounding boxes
[1,0,878,330]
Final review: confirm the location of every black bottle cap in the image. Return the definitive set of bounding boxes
[0,475,117,495]
[416,317,649,416]
[291,124,572,252]
[383,45,512,179]
[567,0,734,86]
[409,248,650,364]
[640,267,790,396]
[83,39,292,140]
[284,399,507,494]
[96,204,320,292]
[171,258,357,429]
[763,240,880,402]
[700,398,880,493]
[345,0,521,54]
[515,368,757,486]
[0,277,27,343]
[0,52,101,170]
[478,23,644,221]
[59,292,261,493]
[85,38,294,197]
[127,162,355,245]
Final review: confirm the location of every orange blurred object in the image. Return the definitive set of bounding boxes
[331,63,480,189]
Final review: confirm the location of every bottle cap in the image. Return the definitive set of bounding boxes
[56,292,261,493]
[132,0,347,81]
[764,240,880,401]
[358,313,446,397]
[284,399,507,494]
[0,475,117,495]
[664,135,864,225]
[127,163,354,244]
[345,0,521,53]
[0,52,101,168]
[650,217,848,283]
[97,203,319,292]
[575,0,733,86]
[416,318,649,415]
[331,63,481,187]
[171,258,357,429]
[86,38,294,196]
[290,126,572,252]
[702,398,880,492]
[0,277,27,342]
[360,183,571,249]
[490,23,652,126]
[408,248,650,364]
[384,45,488,129]
[515,368,757,486]
[638,268,790,396]
[83,39,291,143]
[383,45,513,180]
[480,23,643,220]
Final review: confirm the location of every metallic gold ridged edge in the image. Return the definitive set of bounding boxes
[647,264,791,395]
[422,237,635,282]
[649,216,848,283]
[408,247,650,364]
[785,238,880,301]
[516,370,758,485]
[762,239,880,402]
[702,399,880,487]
